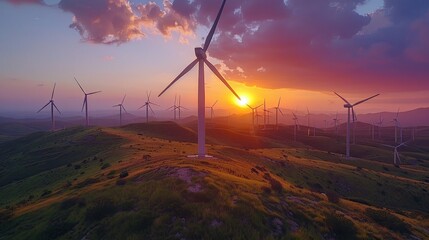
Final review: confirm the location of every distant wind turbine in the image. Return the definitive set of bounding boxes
[37,83,61,131]
[377,113,383,139]
[206,100,218,119]
[263,99,271,129]
[273,97,284,129]
[176,96,188,120]
[74,77,101,127]
[334,92,379,159]
[292,112,299,141]
[306,107,311,136]
[158,0,240,158]
[138,91,159,123]
[167,95,178,120]
[247,103,263,129]
[392,109,402,143]
[382,141,409,166]
[113,95,127,126]
[333,112,340,135]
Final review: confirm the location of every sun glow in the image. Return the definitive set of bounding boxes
[235,95,249,107]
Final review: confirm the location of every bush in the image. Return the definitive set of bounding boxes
[101,163,111,170]
[116,179,127,186]
[269,178,283,193]
[325,213,357,239]
[60,197,85,210]
[119,170,129,178]
[42,221,76,239]
[85,197,116,222]
[365,208,410,234]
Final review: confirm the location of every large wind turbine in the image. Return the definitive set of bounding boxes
[37,83,61,131]
[273,97,284,129]
[158,0,240,157]
[138,91,159,123]
[74,77,101,127]
[206,100,218,119]
[113,95,127,126]
[334,92,379,159]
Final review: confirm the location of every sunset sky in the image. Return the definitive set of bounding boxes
[1,0,428,117]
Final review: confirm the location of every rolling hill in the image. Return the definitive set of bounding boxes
[1,123,429,239]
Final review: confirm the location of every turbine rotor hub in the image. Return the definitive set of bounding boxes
[344,104,351,108]
[195,47,206,59]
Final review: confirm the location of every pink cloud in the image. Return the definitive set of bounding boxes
[5,0,44,5]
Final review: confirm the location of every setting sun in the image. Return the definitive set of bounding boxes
[235,95,249,107]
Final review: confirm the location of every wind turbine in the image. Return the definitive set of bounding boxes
[138,91,159,123]
[382,141,409,166]
[167,95,178,120]
[176,96,188,120]
[74,77,101,127]
[206,100,218,119]
[158,0,240,158]
[392,109,402,143]
[37,83,61,131]
[273,97,284,129]
[247,103,263,129]
[306,107,311,136]
[263,99,271,129]
[377,113,383,139]
[333,112,340,135]
[292,112,299,141]
[113,95,127,126]
[334,92,379,159]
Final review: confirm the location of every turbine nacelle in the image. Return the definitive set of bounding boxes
[344,104,352,108]
[195,47,207,59]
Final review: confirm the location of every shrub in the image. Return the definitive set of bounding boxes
[101,163,111,170]
[41,189,52,197]
[74,164,81,170]
[365,208,410,234]
[116,179,127,186]
[269,178,283,193]
[60,197,85,210]
[76,178,99,188]
[119,170,129,178]
[325,213,357,239]
[85,197,116,222]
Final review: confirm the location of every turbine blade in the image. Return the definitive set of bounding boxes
[138,103,147,110]
[213,100,218,107]
[278,97,281,108]
[37,102,50,113]
[81,97,87,112]
[203,0,227,52]
[352,94,380,106]
[149,105,155,114]
[112,104,120,107]
[51,83,56,100]
[87,91,101,95]
[122,105,128,113]
[333,92,350,105]
[279,108,284,115]
[352,108,357,122]
[204,59,241,100]
[150,102,160,107]
[121,95,126,105]
[53,102,61,114]
[158,59,198,97]
[396,108,400,118]
[74,77,86,94]
[255,104,263,109]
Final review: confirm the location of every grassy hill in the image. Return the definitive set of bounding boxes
[0,124,428,239]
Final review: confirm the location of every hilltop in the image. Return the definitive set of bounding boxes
[0,122,428,239]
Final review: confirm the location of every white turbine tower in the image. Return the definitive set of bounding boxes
[158,0,241,157]
[263,99,271,129]
[37,83,61,131]
[334,92,379,159]
[138,91,159,123]
[306,107,311,136]
[273,97,284,129]
[74,77,101,127]
[206,100,218,119]
[113,95,127,126]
